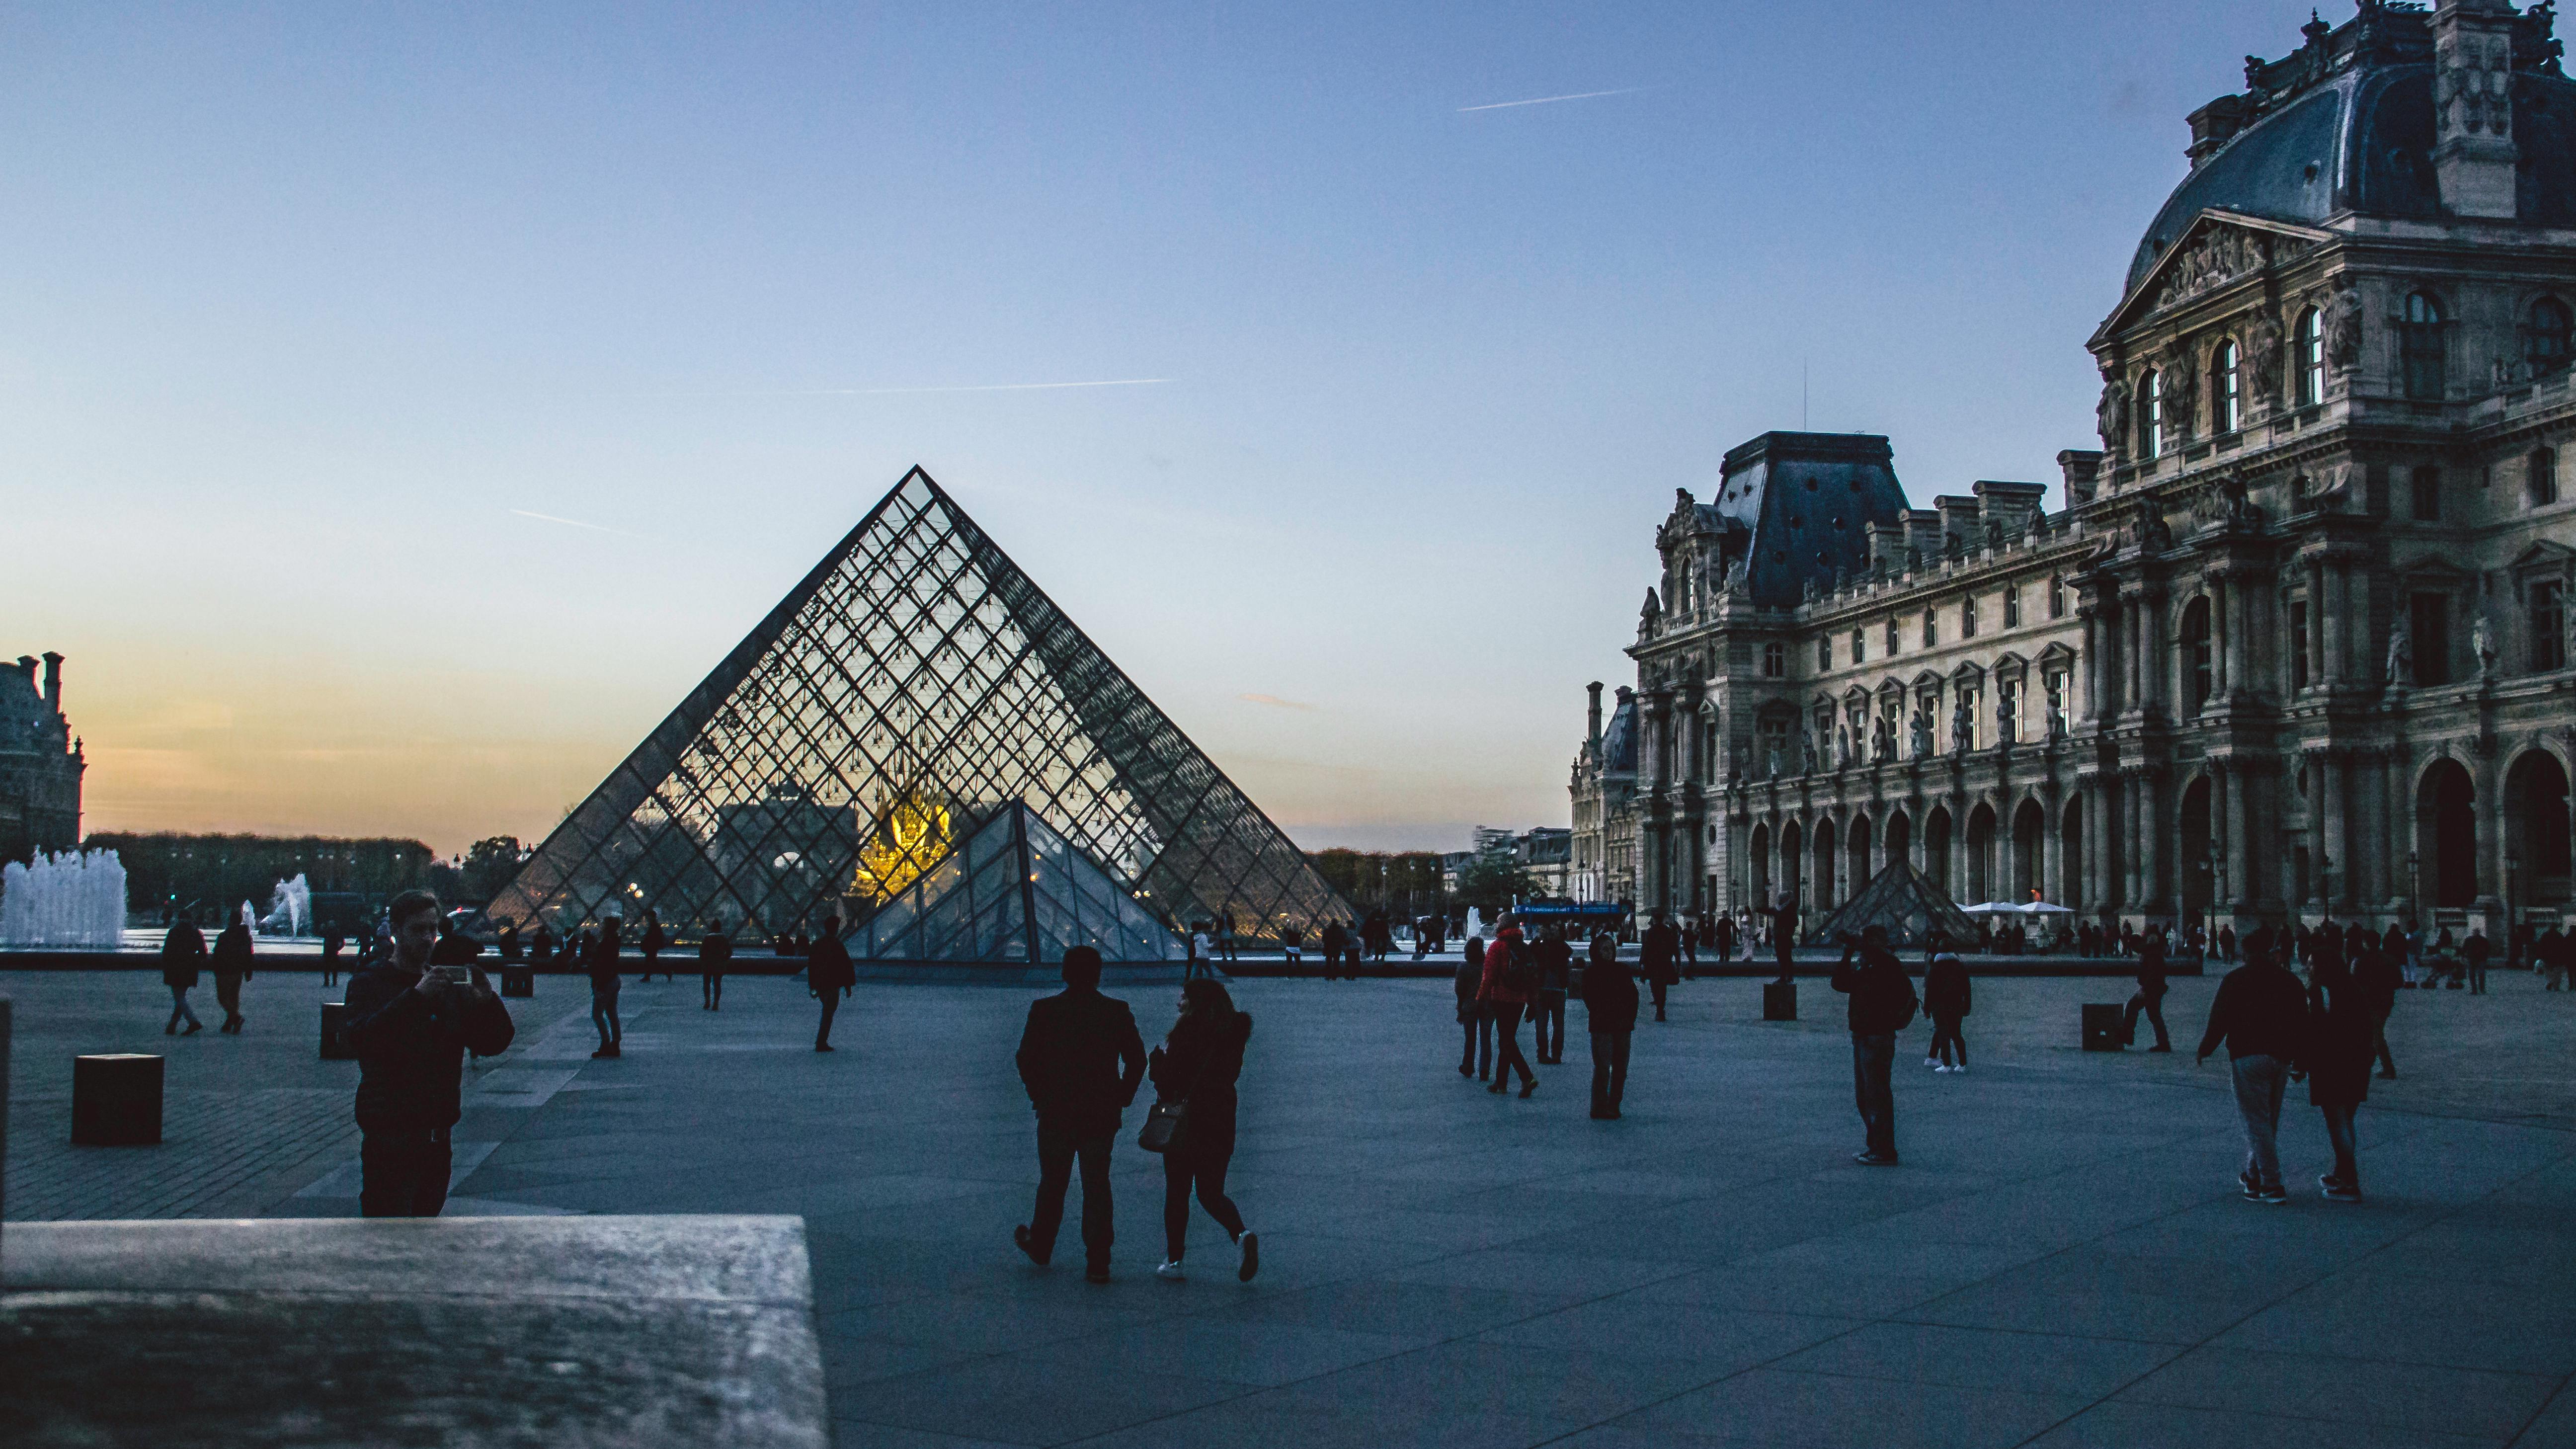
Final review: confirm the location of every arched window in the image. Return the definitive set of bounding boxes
[2532,448,2560,509]
[2529,297,2574,374]
[2180,597,2214,714]
[2141,369,2165,458]
[2403,292,2446,401]
[2297,307,2326,406]
[2216,339,2242,433]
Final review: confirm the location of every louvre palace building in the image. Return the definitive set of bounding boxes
[1572,0,2576,941]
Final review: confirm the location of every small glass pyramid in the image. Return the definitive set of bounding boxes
[856,802,1182,963]
[487,467,1353,955]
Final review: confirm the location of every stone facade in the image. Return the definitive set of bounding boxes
[1577,1,2576,940]
[0,652,84,864]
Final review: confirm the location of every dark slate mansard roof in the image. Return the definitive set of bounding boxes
[1597,689,1639,775]
[1706,432,1910,609]
[2127,1,2573,297]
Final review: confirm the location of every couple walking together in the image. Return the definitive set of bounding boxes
[1013,946,1260,1285]
[1456,915,1636,1118]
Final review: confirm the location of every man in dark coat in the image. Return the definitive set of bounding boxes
[1640,914,1681,1022]
[342,889,515,1217]
[2123,930,2172,1051]
[700,921,733,1010]
[1831,925,1917,1165]
[1771,893,1799,985]
[1013,946,1147,1282]
[2195,945,2311,1203]
[1712,912,1736,965]
[1454,948,1490,1079]
[1922,935,1971,1071]
[2351,935,2401,1079]
[808,915,854,1051]
[1579,928,1639,1119]
[161,911,206,1035]
[210,917,255,1034]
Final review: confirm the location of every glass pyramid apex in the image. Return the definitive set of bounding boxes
[487,467,1354,954]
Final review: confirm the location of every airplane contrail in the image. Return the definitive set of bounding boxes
[1458,87,1646,113]
[508,508,630,536]
[773,378,1173,397]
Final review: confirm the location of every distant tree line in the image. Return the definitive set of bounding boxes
[82,831,528,927]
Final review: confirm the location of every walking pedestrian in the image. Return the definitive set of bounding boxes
[1712,912,1736,968]
[211,915,254,1034]
[1771,893,1799,985]
[1579,922,1638,1119]
[2352,932,2400,1079]
[1922,934,1970,1071]
[2303,953,2373,1201]
[809,915,854,1050]
[639,909,667,984]
[1217,910,1237,966]
[531,922,556,968]
[498,924,521,964]
[2122,929,2172,1051]
[700,921,732,1010]
[341,889,515,1217]
[1532,926,1572,1063]
[1188,923,1215,981]
[322,923,345,987]
[2464,927,2493,994]
[1014,946,1147,1283]
[1641,913,1680,1023]
[1478,914,1538,1098]
[586,918,624,1058]
[1831,925,1916,1165]
[2195,946,2311,1204]
[1280,922,1303,969]
[1454,947,1490,1078]
[1147,979,1259,1282]
[1319,919,1348,981]
[161,911,206,1035]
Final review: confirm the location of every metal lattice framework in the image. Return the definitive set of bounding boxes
[487,467,1353,957]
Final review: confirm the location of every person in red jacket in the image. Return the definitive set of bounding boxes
[1477,916,1538,1098]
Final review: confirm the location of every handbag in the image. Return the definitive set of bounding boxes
[1137,1096,1191,1155]
[1136,1038,1211,1154]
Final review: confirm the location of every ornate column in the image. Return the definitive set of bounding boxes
[2307,557,2332,689]
[2223,760,2254,912]
[2208,568,2232,699]
[2140,585,2168,717]
[2323,747,2351,912]
[2476,734,2506,915]
[2118,770,2141,910]
[1950,789,1971,900]
[2042,783,2064,906]
[2139,765,2166,915]
[1641,687,1672,912]
[2083,776,2108,915]
[2079,602,2104,724]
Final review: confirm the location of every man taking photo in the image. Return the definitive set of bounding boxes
[343,889,516,1217]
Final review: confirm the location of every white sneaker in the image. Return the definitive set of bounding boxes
[1154,1260,1187,1281]
[1932,1063,1952,1073]
[1951,1063,1967,1073]
[1924,1057,1942,1069]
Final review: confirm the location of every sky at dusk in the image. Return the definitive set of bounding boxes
[3,1,2312,857]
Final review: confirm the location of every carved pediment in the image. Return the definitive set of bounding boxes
[2510,540,2576,572]
[2095,210,2333,341]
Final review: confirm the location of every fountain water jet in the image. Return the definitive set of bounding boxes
[0,849,128,948]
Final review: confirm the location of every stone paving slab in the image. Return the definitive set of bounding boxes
[3,967,2573,1446]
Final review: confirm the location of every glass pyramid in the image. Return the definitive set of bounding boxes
[855,801,1183,963]
[486,467,1353,957]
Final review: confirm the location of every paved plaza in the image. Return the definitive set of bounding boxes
[5,965,2575,1448]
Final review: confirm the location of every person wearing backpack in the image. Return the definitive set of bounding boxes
[1831,925,1917,1165]
[1477,914,1538,1098]
[1922,935,1970,1072]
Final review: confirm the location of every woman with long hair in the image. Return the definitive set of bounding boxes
[1148,979,1259,1282]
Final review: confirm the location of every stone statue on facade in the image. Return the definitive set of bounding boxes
[2247,314,2283,405]
[2326,282,2363,372]
[1871,714,1893,763]
[2097,378,2130,459]
[1950,696,1974,756]
[1835,725,1852,770]
[1996,692,2017,746]
[1766,745,1783,782]
[2474,607,2499,680]
[2047,695,2068,739]
[2221,473,2262,527]
[1911,706,1934,758]
[2385,615,2413,686]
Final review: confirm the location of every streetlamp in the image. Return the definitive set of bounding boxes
[2408,850,2421,922]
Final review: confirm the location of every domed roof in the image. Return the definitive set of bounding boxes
[2126,5,2576,297]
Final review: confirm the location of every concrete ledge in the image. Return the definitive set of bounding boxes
[1,1214,826,1449]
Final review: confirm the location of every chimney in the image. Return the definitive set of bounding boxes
[2434,0,2519,219]
[14,656,34,693]
[2058,450,2104,504]
[1586,682,1604,749]
[41,651,62,712]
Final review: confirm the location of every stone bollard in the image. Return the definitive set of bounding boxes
[500,966,534,998]
[2082,1003,2126,1051]
[72,1054,162,1146]
[320,1003,357,1060]
[1763,981,1797,1021]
